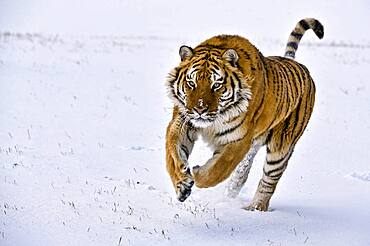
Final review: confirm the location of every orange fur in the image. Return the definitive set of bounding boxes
[166,19,323,210]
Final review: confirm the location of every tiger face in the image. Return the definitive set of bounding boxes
[167,45,252,128]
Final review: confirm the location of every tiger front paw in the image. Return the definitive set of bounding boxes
[192,165,212,188]
[175,170,194,202]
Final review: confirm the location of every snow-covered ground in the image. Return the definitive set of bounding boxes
[1,1,370,245]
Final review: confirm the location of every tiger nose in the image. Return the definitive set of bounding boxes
[194,99,208,114]
[194,105,208,115]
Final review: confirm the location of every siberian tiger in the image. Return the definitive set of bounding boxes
[165,18,324,211]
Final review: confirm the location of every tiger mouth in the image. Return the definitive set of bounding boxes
[192,114,214,120]
[183,109,217,120]
[189,116,217,128]
[188,112,217,121]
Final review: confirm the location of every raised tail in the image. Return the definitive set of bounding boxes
[284,18,324,59]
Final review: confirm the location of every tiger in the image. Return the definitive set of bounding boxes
[165,18,324,211]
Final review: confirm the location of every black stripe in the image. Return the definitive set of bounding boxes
[262,190,274,195]
[280,61,296,115]
[240,48,251,60]
[261,178,276,186]
[269,62,282,119]
[177,70,185,82]
[220,96,232,103]
[210,67,220,76]
[186,131,193,142]
[186,128,194,142]
[284,97,302,145]
[180,145,189,159]
[263,169,282,180]
[265,130,273,149]
[260,182,274,191]
[294,63,308,96]
[264,149,294,178]
[287,42,298,50]
[227,114,242,123]
[264,164,286,178]
[291,80,313,146]
[191,68,200,74]
[204,52,210,60]
[191,59,203,66]
[290,31,303,39]
[294,62,307,86]
[179,112,187,122]
[293,97,303,123]
[219,130,248,146]
[276,59,294,118]
[281,119,291,144]
[229,72,236,93]
[299,19,310,30]
[216,114,246,137]
[266,150,292,165]
[220,73,235,102]
[275,62,288,122]
[313,20,324,39]
[168,68,178,84]
[208,57,219,63]
[250,58,267,120]
[250,94,264,120]
[213,150,221,156]
[180,79,186,96]
[284,59,300,101]
[232,71,242,89]
[284,61,301,96]
[197,44,227,50]
[176,72,185,97]
[218,89,249,115]
[290,73,311,145]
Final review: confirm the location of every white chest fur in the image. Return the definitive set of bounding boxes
[198,115,247,147]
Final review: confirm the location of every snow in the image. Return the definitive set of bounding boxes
[1,0,370,245]
[347,172,370,182]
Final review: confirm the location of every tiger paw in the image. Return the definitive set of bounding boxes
[243,200,269,212]
[192,165,212,188]
[176,175,194,202]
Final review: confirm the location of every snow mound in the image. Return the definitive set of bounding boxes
[347,172,370,182]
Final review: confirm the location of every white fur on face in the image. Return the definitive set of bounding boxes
[190,118,214,128]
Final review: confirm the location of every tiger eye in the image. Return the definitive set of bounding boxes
[212,82,222,91]
[187,80,196,88]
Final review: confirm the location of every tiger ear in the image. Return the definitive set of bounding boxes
[222,49,239,67]
[179,45,193,61]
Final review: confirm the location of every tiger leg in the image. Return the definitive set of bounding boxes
[224,140,263,199]
[166,109,197,202]
[245,89,315,211]
[244,141,294,211]
[192,133,254,188]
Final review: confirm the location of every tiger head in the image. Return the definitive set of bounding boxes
[167,45,252,128]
